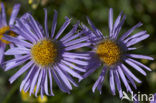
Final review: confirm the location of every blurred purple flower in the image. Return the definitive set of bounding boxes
[82,8,153,98]
[0,3,20,64]
[3,9,90,98]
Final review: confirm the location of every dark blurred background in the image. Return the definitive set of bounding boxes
[0,0,156,103]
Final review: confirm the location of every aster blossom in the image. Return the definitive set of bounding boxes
[0,3,20,64]
[2,9,90,98]
[82,8,153,98]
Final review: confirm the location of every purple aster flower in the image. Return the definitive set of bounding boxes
[0,3,20,64]
[82,8,153,98]
[2,9,90,98]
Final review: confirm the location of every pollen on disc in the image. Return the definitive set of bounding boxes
[0,26,16,44]
[96,40,121,66]
[31,39,58,67]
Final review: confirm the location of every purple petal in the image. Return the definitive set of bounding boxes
[61,69,78,87]
[62,30,86,43]
[2,34,32,48]
[44,8,49,38]
[60,22,79,41]
[11,25,35,43]
[83,56,101,78]
[35,69,43,97]
[55,65,72,90]
[48,68,54,96]
[62,52,90,60]
[117,66,132,92]
[29,68,40,96]
[65,52,90,56]
[20,64,35,91]
[9,43,21,58]
[23,69,36,92]
[61,60,86,72]
[24,13,45,39]
[127,34,149,47]
[5,56,30,71]
[92,67,106,93]
[63,57,88,66]
[124,31,146,43]
[9,60,34,84]
[114,15,126,38]
[64,36,89,47]
[128,58,151,71]
[0,42,6,64]
[59,63,83,81]
[109,8,113,37]
[15,18,39,42]
[120,22,143,40]
[27,14,44,39]
[122,69,137,89]
[125,59,146,76]
[110,69,116,95]
[40,69,46,97]
[114,70,123,98]
[20,15,42,40]
[51,10,58,38]
[9,4,21,25]
[1,3,7,26]
[65,42,90,51]
[44,69,49,95]
[121,63,141,83]
[23,79,31,92]
[4,54,30,64]
[126,54,154,60]
[55,17,71,39]
[5,47,30,55]
[87,17,103,37]
[51,67,70,93]
[113,11,123,33]
[40,86,44,99]
[128,47,137,51]
[83,67,98,78]
[97,75,105,94]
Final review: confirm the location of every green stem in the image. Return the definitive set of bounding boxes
[2,83,19,103]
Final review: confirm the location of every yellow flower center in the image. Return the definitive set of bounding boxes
[96,39,121,66]
[31,39,58,67]
[0,26,16,44]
